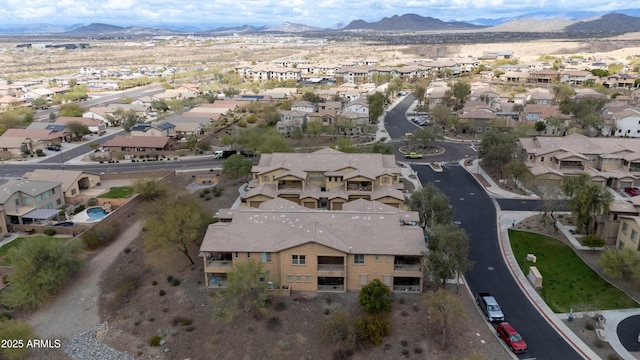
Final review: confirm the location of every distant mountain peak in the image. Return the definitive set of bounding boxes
[342,13,485,31]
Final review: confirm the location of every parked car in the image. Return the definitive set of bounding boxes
[47,145,61,151]
[625,187,640,197]
[496,322,528,353]
[53,221,74,227]
[405,152,423,159]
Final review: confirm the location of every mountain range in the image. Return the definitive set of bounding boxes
[1,10,640,36]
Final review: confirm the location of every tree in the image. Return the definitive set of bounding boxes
[66,121,91,141]
[132,178,167,201]
[552,83,575,104]
[413,84,426,107]
[479,132,516,178]
[225,259,270,312]
[359,279,392,313]
[151,99,169,112]
[321,312,357,349]
[58,103,86,117]
[371,142,393,154]
[355,316,391,346]
[367,92,386,124]
[431,104,452,129]
[143,194,210,265]
[503,160,530,185]
[424,223,472,289]
[301,91,320,103]
[31,97,49,109]
[534,121,546,134]
[121,110,142,133]
[222,154,252,180]
[451,80,471,110]
[405,183,454,230]
[1,238,83,311]
[424,288,466,350]
[600,248,640,282]
[561,173,612,234]
[0,319,37,360]
[412,126,443,150]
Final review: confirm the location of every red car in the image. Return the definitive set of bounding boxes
[496,322,528,353]
[625,187,640,197]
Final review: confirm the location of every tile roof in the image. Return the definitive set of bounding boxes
[0,179,62,204]
[102,135,169,148]
[22,169,99,193]
[200,199,425,255]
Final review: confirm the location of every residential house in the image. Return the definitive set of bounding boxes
[424,86,450,110]
[0,128,66,158]
[0,95,28,112]
[560,71,596,86]
[22,169,101,204]
[291,101,317,113]
[500,71,529,83]
[130,122,176,137]
[457,109,499,135]
[55,116,106,133]
[83,107,109,123]
[516,134,640,189]
[596,201,639,246]
[276,110,308,135]
[0,206,7,237]
[244,148,405,209]
[337,111,369,135]
[199,198,426,292]
[0,180,64,225]
[23,87,54,101]
[528,70,558,84]
[307,109,338,127]
[610,108,640,138]
[102,135,174,156]
[343,98,369,116]
[173,122,203,138]
[615,215,640,250]
[603,74,638,89]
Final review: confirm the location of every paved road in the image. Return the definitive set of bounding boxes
[417,165,584,359]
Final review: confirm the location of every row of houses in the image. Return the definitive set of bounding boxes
[277,97,371,136]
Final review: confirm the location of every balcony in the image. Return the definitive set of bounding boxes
[205,259,233,273]
[393,263,422,276]
[317,264,345,276]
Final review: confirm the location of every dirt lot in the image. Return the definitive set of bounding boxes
[95,172,509,360]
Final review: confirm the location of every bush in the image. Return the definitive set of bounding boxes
[585,320,595,331]
[581,234,605,248]
[333,349,354,360]
[356,316,391,346]
[152,280,158,286]
[413,347,423,354]
[159,289,166,296]
[171,278,181,286]
[82,222,121,250]
[322,312,357,349]
[401,340,408,347]
[87,198,99,207]
[324,309,331,315]
[274,302,287,312]
[359,279,392,313]
[166,275,174,283]
[43,229,57,236]
[148,335,162,347]
[212,186,224,197]
[0,319,37,360]
[266,316,282,332]
[401,349,410,357]
[0,238,83,311]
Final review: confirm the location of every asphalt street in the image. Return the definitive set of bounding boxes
[415,164,583,359]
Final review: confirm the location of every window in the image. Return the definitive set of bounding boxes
[35,195,43,203]
[354,254,365,264]
[305,275,311,283]
[22,197,33,205]
[359,274,368,285]
[15,198,19,206]
[387,255,393,263]
[56,199,61,205]
[51,188,55,194]
[623,222,629,235]
[262,175,269,182]
[382,177,390,184]
[286,275,293,283]
[383,275,392,286]
[296,275,302,282]
[247,252,251,258]
[261,252,272,263]
[632,230,638,242]
[234,252,239,258]
[292,255,306,265]
[540,157,545,162]
[71,189,77,195]
[43,191,50,200]
[374,255,379,262]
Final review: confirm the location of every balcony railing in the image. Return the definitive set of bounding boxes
[317,264,345,272]
[393,264,422,273]
[206,259,233,269]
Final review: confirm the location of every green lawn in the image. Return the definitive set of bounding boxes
[509,230,640,313]
[0,236,62,266]
[97,186,134,199]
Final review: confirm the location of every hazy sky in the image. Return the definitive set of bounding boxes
[0,0,633,27]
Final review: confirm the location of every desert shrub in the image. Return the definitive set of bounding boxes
[109,273,139,309]
[148,335,162,347]
[585,320,595,330]
[82,222,121,250]
[359,279,392,313]
[1,238,83,311]
[123,247,131,254]
[401,348,410,357]
[212,186,224,197]
[0,319,37,360]
[171,278,181,286]
[173,317,193,326]
[43,229,56,236]
[72,204,85,215]
[581,234,605,248]
[325,297,333,305]
[147,317,155,322]
[413,347,423,354]
[401,340,408,347]
[401,310,408,317]
[152,280,158,286]
[87,198,99,207]
[274,302,287,312]
[202,188,211,194]
[277,340,291,351]
[356,316,391,346]
[266,316,282,332]
[332,349,354,360]
[398,298,405,305]
[159,289,166,296]
[325,309,331,315]
[166,275,174,282]
[185,326,195,332]
[322,312,357,349]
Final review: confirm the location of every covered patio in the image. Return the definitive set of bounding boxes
[20,208,62,225]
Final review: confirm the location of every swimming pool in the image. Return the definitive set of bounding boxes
[71,206,110,223]
[87,207,109,220]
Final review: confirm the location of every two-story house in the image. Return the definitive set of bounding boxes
[244,148,405,209]
[22,169,102,205]
[130,122,176,137]
[200,198,426,293]
[0,180,65,225]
